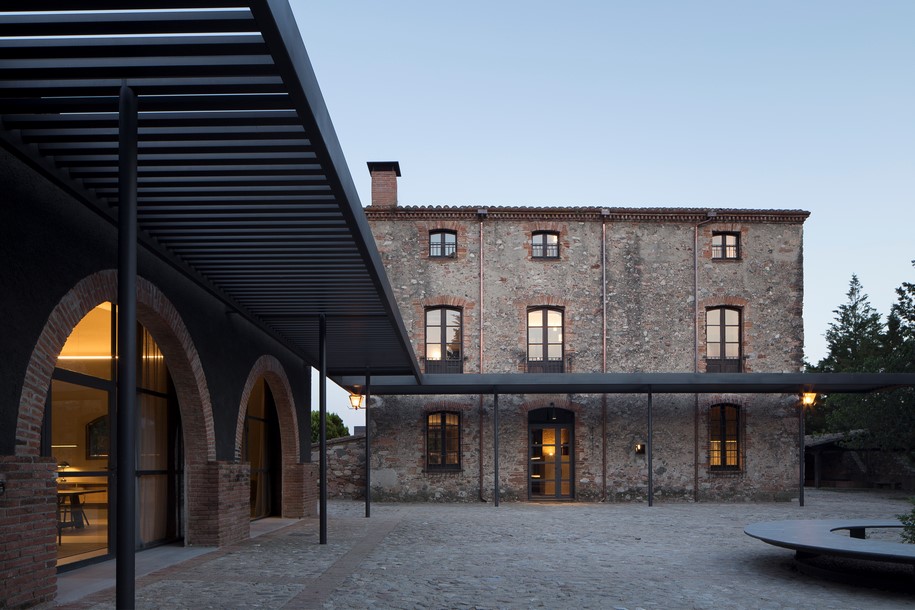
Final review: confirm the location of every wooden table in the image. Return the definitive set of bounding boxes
[57,488,105,543]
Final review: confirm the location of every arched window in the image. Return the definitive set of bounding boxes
[709,404,741,471]
[429,229,457,258]
[527,307,563,373]
[426,411,461,470]
[532,231,560,259]
[706,306,742,372]
[425,307,462,374]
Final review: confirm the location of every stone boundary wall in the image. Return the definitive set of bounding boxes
[311,435,366,499]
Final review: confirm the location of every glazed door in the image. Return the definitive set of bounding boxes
[529,424,573,499]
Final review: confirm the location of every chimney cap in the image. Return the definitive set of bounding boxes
[367,161,401,177]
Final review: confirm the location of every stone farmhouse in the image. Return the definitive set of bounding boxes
[364,162,809,502]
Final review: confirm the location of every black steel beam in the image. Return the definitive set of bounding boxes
[336,372,915,396]
[319,314,327,544]
[115,83,138,610]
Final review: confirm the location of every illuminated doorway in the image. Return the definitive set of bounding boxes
[528,407,574,500]
[42,303,183,568]
[244,378,281,519]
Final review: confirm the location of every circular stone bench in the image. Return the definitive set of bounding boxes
[744,519,915,567]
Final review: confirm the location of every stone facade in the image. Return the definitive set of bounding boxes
[365,165,808,503]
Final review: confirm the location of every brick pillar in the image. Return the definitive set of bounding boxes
[0,456,57,608]
[282,462,318,518]
[367,161,401,208]
[186,461,250,547]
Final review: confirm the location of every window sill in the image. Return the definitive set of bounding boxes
[708,469,744,476]
[424,468,463,475]
[711,258,742,263]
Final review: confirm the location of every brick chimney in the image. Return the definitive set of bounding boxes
[367,161,401,208]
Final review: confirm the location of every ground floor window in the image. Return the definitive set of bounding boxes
[426,411,460,471]
[709,404,740,471]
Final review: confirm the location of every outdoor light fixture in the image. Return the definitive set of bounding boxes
[634,443,646,454]
[801,392,817,408]
[549,402,557,421]
[348,392,365,410]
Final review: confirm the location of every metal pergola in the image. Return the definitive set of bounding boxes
[0,2,419,378]
[0,3,418,606]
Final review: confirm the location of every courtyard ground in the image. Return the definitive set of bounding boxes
[58,489,915,609]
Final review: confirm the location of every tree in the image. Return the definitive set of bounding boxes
[311,411,349,443]
[818,275,885,373]
[806,275,885,433]
[809,269,915,458]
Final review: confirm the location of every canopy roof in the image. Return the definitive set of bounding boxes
[339,372,915,396]
[0,1,419,377]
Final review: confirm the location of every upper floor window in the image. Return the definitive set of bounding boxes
[425,307,462,374]
[527,307,563,373]
[429,230,457,258]
[427,411,461,471]
[712,232,740,260]
[532,231,560,259]
[706,306,741,372]
[709,404,740,471]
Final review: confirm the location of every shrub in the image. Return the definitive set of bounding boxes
[898,498,915,544]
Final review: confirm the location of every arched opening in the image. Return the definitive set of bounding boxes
[234,355,301,519]
[44,302,184,567]
[528,406,574,500]
[243,378,282,519]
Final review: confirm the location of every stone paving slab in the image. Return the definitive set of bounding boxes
[58,490,915,609]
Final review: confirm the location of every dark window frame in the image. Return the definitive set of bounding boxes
[711,232,740,260]
[527,306,564,373]
[532,231,560,259]
[426,410,461,471]
[708,404,741,471]
[429,229,457,258]
[424,306,463,374]
[705,306,742,372]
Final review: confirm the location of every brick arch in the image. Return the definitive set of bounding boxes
[234,355,300,464]
[422,295,475,310]
[519,397,580,415]
[420,399,474,413]
[529,222,564,234]
[15,270,216,463]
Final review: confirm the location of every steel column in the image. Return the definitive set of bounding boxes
[319,313,327,543]
[116,83,138,610]
[648,391,654,507]
[799,399,805,507]
[364,371,371,518]
[493,393,500,507]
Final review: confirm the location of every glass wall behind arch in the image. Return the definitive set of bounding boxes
[43,303,184,568]
[244,378,281,520]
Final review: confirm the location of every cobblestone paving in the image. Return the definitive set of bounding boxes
[60,490,915,609]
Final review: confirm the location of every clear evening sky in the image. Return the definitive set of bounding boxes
[292,1,915,430]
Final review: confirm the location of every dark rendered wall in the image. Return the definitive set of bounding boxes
[0,148,310,460]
